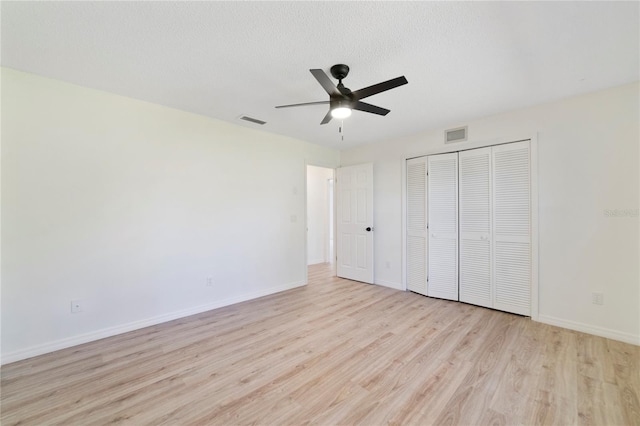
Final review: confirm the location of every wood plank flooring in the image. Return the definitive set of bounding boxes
[2,263,639,425]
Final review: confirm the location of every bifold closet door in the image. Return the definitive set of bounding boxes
[427,153,458,301]
[459,147,492,308]
[492,141,531,316]
[406,158,428,296]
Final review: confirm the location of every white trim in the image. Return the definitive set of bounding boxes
[537,314,640,346]
[307,258,326,265]
[375,279,403,290]
[400,158,407,291]
[530,134,539,321]
[406,136,501,159]
[304,159,309,285]
[1,280,305,365]
[332,174,337,273]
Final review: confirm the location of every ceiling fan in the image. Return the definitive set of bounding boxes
[275,64,408,125]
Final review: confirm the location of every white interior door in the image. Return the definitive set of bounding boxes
[459,147,492,308]
[336,163,374,283]
[427,153,459,301]
[406,157,428,295]
[492,141,531,315]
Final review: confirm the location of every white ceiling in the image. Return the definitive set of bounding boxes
[2,1,638,149]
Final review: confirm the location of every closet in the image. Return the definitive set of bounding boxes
[406,140,531,316]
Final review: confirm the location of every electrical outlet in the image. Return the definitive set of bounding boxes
[71,299,83,313]
[206,277,214,287]
[592,292,604,305]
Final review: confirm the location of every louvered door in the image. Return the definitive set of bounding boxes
[406,141,531,315]
[492,141,531,315]
[427,153,458,301]
[459,147,492,308]
[406,158,428,295]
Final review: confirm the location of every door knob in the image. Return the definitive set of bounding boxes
[366,227,372,232]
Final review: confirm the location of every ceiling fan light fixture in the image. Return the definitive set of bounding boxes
[331,106,352,119]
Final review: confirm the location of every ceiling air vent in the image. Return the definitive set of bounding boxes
[239,115,266,125]
[445,126,467,144]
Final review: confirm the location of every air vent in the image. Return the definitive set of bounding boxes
[445,126,467,143]
[239,116,266,125]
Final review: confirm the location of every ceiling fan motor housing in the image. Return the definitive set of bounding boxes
[330,64,350,81]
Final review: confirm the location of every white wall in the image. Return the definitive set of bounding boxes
[306,165,333,265]
[342,82,640,345]
[1,68,340,363]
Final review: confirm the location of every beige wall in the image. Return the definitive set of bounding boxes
[1,68,340,362]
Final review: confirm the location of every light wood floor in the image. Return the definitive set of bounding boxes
[2,263,639,425]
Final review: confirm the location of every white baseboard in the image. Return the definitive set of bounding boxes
[1,280,306,365]
[537,314,640,346]
[307,258,326,265]
[375,279,403,290]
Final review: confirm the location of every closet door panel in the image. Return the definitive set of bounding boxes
[427,153,458,301]
[492,141,531,315]
[459,147,492,308]
[406,158,428,295]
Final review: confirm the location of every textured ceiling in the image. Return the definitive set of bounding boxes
[2,1,638,149]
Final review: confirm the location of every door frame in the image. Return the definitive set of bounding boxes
[304,160,337,284]
[401,134,539,320]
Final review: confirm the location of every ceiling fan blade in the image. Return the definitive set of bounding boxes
[310,69,341,96]
[353,101,390,116]
[320,110,333,125]
[351,76,408,100]
[275,100,329,109]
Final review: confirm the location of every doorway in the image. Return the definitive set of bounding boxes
[306,165,335,267]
